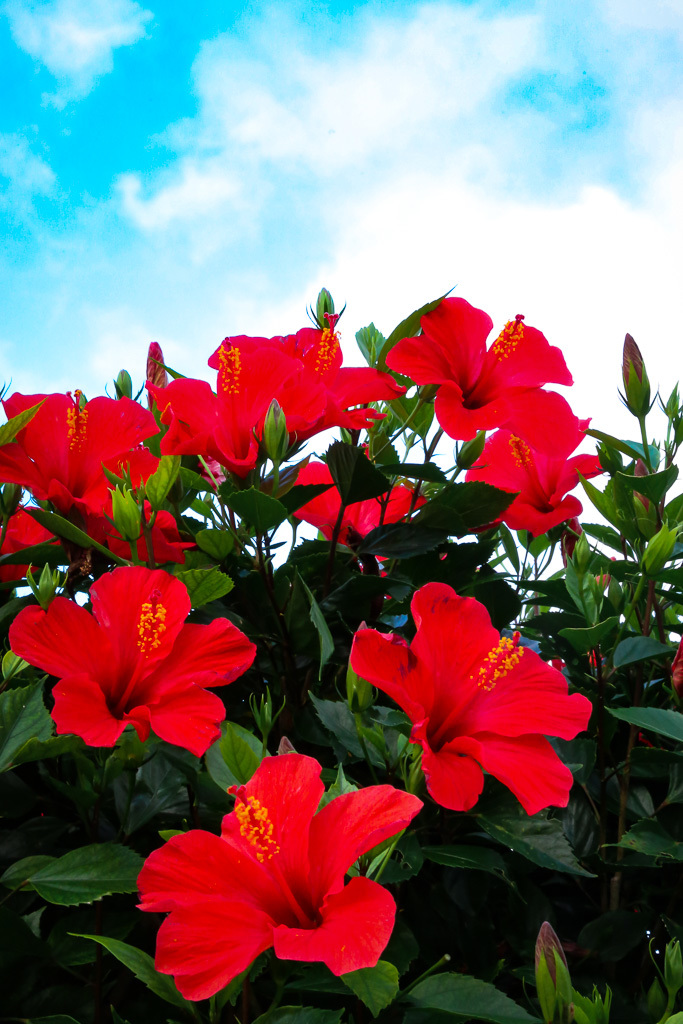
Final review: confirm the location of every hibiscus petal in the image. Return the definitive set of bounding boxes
[273,876,396,976]
[51,672,127,747]
[465,733,576,814]
[146,684,226,756]
[419,734,485,812]
[350,628,430,723]
[158,619,256,690]
[154,898,274,1001]
[387,298,492,389]
[9,598,114,685]
[502,390,581,457]
[307,786,422,905]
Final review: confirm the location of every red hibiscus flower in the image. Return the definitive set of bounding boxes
[293,461,424,547]
[385,297,579,456]
[0,507,57,583]
[150,338,328,478]
[85,501,194,565]
[350,582,592,814]
[0,392,158,517]
[465,427,602,537]
[9,566,256,755]
[137,752,422,999]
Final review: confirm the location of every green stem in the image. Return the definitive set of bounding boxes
[401,954,452,996]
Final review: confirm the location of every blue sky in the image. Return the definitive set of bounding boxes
[1,0,682,435]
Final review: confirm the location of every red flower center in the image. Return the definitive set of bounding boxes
[235,795,280,863]
[218,344,242,395]
[490,314,525,361]
[472,631,523,692]
[66,390,88,452]
[136,589,167,656]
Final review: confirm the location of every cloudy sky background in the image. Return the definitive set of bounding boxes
[1,0,682,444]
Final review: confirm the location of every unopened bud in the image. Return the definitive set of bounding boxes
[457,430,486,470]
[622,333,651,417]
[346,662,374,714]
[277,736,296,755]
[663,384,680,420]
[643,521,678,575]
[315,288,335,328]
[262,400,289,466]
[111,488,142,543]
[561,517,582,567]
[664,938,683,1001]
[26,562,63,610]
[0,483,22,518]
[535,922,572,1024]
[572,531,591,574]
[672,640,683,700]
[147,342,168,404]
[114,369,133,400]
[647,977,667,1022]
[634,493,657,539]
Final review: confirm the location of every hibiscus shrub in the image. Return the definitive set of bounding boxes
[1,292,683,1024]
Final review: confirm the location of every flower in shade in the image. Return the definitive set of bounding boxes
[465,426,602,537]
[350,582,592,814]
[9,566,256,755]
[293,461,424,548]
[137,752,422,1000]
[0,507,57,583]
[0,392,158,518]
[385,297,579,456]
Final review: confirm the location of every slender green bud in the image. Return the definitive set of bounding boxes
[634,493,658,539]
[646,977,667,1022]
[315,288,335,328]
[664,938,683,1002]
[535,922,573,1024]
[346,662,374,714]
[621,333,651,417]
[26,562,63,610]
[643,521,678,575]
[0,483,22,518]
[457,430,486,470]
[114,369,133,400]
[262,400,289,466]
[111,487,142,542]
[572,531,591,574]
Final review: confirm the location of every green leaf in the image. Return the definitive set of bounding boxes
[75,934,193,1010]
[613,636,672,668]
[586,428,656,464]
[0,682,53,772]
[0,399,44,446]
[145,455,181,509]
[377,292,449,369]
[616,465,678,505]
[13,843,144,905]
[300,577,334,677]
[558,616,620,653]
[26,508,128,565]
[415,481,516,535]
[1,855,55,890]
[358,523,447,558]
[216,722,260,784]
[326,441,390,505]
[0,541,64,570]
[577,474,621,531]
[422,844,511,883]
[26,1017,83,1024]
[608,706,683,743]
[195,527,234,561]
[342,960,399,1017]
[253,1009,343,1024]
[406,972,540,1023]
[355,322,385,366]
[614,819,683,860]
[176,565,234,606]
[227,487,289,532]
[479,801,594,877]
[278,483,331,515]
[378,462,447,483]
[309,694,384,767]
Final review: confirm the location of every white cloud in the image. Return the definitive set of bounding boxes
[0,132,55,217]
[3,0,152,106]
[117,161,242,231]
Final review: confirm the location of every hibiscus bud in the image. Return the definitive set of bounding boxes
[2,650,28,682]
[643,521,678,575]
[457,430,486,470]
[147,342,168,405]
[572,531,591,574]
[663,384,680,420]
[535,922,573,1024]
[114,369,133,400]
[315,287,335,328]
[111,488,142,543]
[561,517,582,567]
[647,977,667,1022]
[262,400,289,467]
[346,662,374,714]
[26,562,63,610]
[0,483,21,518]
[621,333,651,417]
[664,938,683,1003]
[634,493,658,539]
[277,736,296,755]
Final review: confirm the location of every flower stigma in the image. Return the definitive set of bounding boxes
[218,344,242,396]
[235,794,280,862]
[491,314,525,361]
[508,434,533,469]
[137,588,168,656]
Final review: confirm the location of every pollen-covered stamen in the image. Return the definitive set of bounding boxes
[66,390,88,452]
[218,343,242,396]
[509,434,533,470]
[474,631,523,692]
[491,314,525,361]
[136,588,168,656]
[235,794,280,862]
[314,326,340,376]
